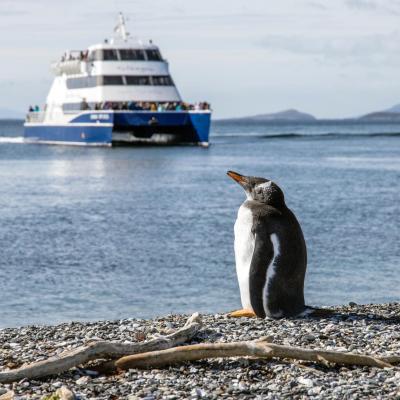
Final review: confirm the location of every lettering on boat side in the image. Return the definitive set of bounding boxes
[90,114,110,120]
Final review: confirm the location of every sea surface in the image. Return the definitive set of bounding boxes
[0,119,399,328]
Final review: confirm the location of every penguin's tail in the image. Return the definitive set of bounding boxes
[299,306,337,318]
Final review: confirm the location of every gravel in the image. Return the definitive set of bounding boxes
[0,303,399,399]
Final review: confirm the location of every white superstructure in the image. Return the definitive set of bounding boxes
[44,13,181,121]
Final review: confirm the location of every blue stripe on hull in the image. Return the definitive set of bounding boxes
[24,125,113,145]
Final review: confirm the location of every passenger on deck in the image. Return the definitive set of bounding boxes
[28,105,34,112]
[150,103,157,111]
[80,98,90,110]
[34,105,40,112]
[127,101,140,110]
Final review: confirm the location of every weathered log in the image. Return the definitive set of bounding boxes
[0,313,202,384]
[0,391,15,400]
[115,336,398,370]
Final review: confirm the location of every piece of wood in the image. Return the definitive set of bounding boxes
[115,337,399,370]
[0,391,14,400]
[0,313,202,384]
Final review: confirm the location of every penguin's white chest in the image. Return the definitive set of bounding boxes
[234,204,255,310]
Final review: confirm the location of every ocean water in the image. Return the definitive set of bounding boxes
[0,119,399,328]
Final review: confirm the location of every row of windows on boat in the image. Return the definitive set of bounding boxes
[66,75,174,89]
[61,49,163,62]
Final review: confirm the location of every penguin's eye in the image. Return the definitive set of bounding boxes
[256,182,271,191]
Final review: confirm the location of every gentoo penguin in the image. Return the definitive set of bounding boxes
[227,170,308,319]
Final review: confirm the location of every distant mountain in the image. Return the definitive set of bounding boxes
[384,103,400,113]
[359,111,400,121]
[359,103,400,121]
[220,109,316,122]
[0,108,24,119]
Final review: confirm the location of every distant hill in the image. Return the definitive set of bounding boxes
[359,111,400,121]
[0,108,24,119]
[219,109,316,122]
[385,103,400,113]
[359,103,400,121]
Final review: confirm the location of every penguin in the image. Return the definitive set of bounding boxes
[227,170,308,319]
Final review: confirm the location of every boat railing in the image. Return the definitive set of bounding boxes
[25,112,46,123]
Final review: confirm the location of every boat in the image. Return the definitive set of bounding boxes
[24,13,211,147]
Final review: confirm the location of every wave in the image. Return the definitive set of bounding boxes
[0,136,25,144]
[215,132,400,140]
[266,132,400,139]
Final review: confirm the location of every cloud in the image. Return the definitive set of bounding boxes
[345,0,400,14]
[307,1,329,10]
[257,32,400,65]
[345,0,378,10]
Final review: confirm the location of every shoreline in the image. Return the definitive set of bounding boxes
[1,303,399,399]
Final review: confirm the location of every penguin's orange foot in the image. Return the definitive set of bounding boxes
[228,309,257,318]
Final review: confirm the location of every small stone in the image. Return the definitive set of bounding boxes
[55,386,76,400]
[75,376,90,385]
[191,388,207,398]
[308,386,322,395]
[303,334,316,342]
[297,377,314,387]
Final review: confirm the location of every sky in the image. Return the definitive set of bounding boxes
[0,0,400,118]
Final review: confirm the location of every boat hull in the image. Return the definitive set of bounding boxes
[24,111,211,147]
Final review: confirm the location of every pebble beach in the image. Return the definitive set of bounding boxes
[0,303,399,399]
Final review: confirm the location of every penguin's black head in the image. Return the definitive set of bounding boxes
[227,170,285,208]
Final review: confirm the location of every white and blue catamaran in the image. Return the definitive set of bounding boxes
[24,14,211,146]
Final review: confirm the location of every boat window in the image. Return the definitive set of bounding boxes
[103,49,119,60]
[66,75,174,88]
[119,49,146,60]
[62,103,82,111]
[101,76,124,85]
[152,76,173,86]
[66,76,97,89]
[62,102,96,111]
[125,76,151,85]
[145,49,162,61]
[88,49,102,61]
[89,49,119,61]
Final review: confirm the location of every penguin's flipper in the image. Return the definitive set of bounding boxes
[228,309,257,318]
[249,220,276,319]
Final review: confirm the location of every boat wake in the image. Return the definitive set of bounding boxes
[0,136,25,144]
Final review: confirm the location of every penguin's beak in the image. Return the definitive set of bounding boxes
[227,171,249,186]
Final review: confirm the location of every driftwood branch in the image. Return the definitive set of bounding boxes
[115,336,399,370]
[0,313,202,384]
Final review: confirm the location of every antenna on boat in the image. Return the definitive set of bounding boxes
[113,12,129,41]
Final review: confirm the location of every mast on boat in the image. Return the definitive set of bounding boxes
[113,12,129,42]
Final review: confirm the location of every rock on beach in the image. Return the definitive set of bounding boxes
[0,303,399,399]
